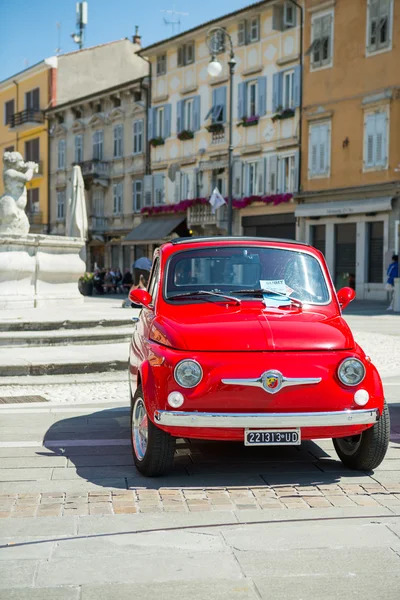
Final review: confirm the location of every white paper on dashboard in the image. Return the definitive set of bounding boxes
[260,279,287,294]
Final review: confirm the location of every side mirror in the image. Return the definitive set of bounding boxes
[337,287,356,310]
[129,289,153,308]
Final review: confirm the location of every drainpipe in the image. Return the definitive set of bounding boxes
[287,0,303,194]
[140,58,152,176]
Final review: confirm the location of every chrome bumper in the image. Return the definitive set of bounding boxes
[154,409,379,428]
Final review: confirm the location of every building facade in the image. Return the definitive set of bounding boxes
[132,0,302,253]
[47,77,148,270]
[0,58,57,233]
[297,0,400,299]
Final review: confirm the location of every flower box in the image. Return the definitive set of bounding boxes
[206,122,225,134]
[238,115,259,127]
[149,137,165,147]
[271,108,295,122]
[177,130,194,141]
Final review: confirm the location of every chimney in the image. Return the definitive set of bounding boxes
[133,25,141,46]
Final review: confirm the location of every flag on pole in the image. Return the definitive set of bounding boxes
[209,187,226,214]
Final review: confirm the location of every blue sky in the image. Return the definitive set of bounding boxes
[0,0,251,81]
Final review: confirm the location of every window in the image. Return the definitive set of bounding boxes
[25,138,40,163]
[309,122,330,177]
[133,180,142,212]
[154,174,165,205]
[248,162,258,196]
[57,139,66,170]
[177,97,200,134]
[177,42,195,67]
[307,12,333,69]
[4,99,14,125]
[133,119,143,154]
[205,86,226,124]
[238,78,267,119]
[113,124,123,158]
[57,190,65,220]
[284,2,296,28]
[282,71,294,110]
[27,188,39,213]
[156,53,167,76]
[211,169,225,197]
[113,182,123,214]
[367,0,392,53]
[237,17,260,45]
[25,88,40,110]
[143,175,153,206]
[93,189,104,216]
[280,155,295,193]
[364,111,388,169]
[183,98,193,131]
[93,130,104,160]
[367,221,384,283]
[155,107,164,138]
[75,135,83,163]
[247,81,258,117]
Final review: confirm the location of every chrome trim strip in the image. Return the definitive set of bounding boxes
[221,370,322,395]
[154,409,378,428]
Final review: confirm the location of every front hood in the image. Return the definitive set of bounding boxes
[156,306,355,352]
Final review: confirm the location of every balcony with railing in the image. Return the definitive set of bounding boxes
[90,216,107,232]
[9,109,45,130]
[78,160,110,186]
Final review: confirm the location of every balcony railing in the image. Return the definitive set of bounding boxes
[188,203,227,228]
[90,216,107,232]
[80,160,110,179]
[9,109,44,128]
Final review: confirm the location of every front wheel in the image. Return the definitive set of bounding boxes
[333,402,390,471]
[131,385,176,477]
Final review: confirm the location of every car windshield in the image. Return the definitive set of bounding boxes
[165,246,330,304]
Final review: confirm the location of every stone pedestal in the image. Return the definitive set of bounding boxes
[0,234,86,309]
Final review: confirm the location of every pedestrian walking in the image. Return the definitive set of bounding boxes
[386,254,398,310]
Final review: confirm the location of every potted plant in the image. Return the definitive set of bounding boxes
[79,272,94,296]
[177,130,194,141]
[271,106,295,122]
[149,137,165,147]
[206,122,225,134]
[238,115,260,127]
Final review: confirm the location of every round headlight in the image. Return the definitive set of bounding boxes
[174,360,203,388]
[337,358,366,386]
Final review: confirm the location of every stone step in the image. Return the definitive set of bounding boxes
[0,326,134,347]
[0,317,133,333]
[0,342,130,377]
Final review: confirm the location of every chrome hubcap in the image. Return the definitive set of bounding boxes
[336,434,362,456]
[132,397,148,461]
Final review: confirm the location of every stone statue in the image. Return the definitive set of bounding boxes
[0,151,38,235]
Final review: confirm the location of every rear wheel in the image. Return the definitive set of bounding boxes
[333,402,390,471]
[131,385,176,477]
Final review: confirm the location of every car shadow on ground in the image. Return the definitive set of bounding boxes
[42,406,398,490]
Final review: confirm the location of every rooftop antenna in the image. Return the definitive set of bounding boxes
[56,22,62,55]
[161,5,188,35]
[71,2,88,50]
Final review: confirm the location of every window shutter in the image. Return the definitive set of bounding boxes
[257,76,267,116]
[238,82,246,119]
[319,124,330,175]
[232,160,242,199]
[217,86,227,123]
[364,115,375,167]
[164,104,171,138]
[148,108,154,140]
[257,157,265,195]
[293,150,300,192]
[143,174,153,206]
[309,126,319,174]
[375,112,387,166]
[154,174,165,205]
[269,154,278,193]
[193,95,201,131]
[272,72,282,112]
[176,100,183,134]
[177,46,183,67]
[238,21,246,45]
[293,66,301,108]
[272,5,284,31]
[243,163,249,196]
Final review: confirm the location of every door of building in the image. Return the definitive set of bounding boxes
[335,223,356,290]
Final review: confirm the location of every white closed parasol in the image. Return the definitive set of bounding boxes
[66,165,88,239]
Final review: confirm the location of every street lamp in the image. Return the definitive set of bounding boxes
[206,27,236,236]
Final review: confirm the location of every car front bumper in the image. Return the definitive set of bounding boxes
[154,408,379,429]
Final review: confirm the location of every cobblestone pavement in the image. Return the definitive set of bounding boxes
[1,481,400,519]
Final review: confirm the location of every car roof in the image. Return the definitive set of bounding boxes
[170,236,311,247]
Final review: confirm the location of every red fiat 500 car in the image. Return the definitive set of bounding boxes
[128,237,389,477]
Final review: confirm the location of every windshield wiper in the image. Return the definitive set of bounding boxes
[169,290,241,305]
[231,289,302,308]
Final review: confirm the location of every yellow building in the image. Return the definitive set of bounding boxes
[0,58,57,233]
[297,0,400,299]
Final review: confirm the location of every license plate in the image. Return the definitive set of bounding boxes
[245,429,301,446]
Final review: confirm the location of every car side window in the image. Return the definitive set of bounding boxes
[147,258,160,303]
